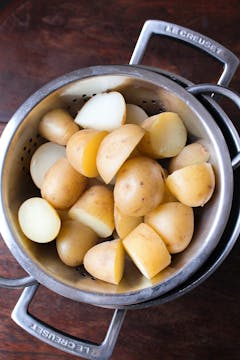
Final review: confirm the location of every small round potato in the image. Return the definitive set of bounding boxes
[114,156,165,217]
[126,104,148,125]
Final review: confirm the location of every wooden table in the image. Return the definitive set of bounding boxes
[0,1,239,359]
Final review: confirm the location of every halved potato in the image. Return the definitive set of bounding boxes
[126,104,148,125]
[56,220,98,267]
[166,162,215,207]
[30,142,66,188]
[75,91,126,131]
[145,202,194,253]
[169,142,210,173]
[68,185,114,238]
[66,129,108,177]
[122,223,171,279]
[39,108,79,145]
[18,197,61,243]
[114,204,142,239]
[139,112,187,158]
[83,239,125,285]
[41,157,87,210]
[96,124,145,184]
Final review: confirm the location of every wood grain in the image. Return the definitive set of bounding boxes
[0,1,239,359]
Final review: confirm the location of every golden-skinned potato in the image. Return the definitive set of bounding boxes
[145,202,194,253]
[56,220,98,267]
[114,156,165,217]
[166,162,215,207]
[83,239,125,285]
[41,157,87,210]
[139,112,187,158]
[39,108,79,145]
[114,204,143,239]
[96,124,145,184]
[122,223,171,279]
[66,129,108,177]
[68,185,114,238]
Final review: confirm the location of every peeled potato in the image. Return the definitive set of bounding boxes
[75,91,126,131]
[126,104,148,125]
[96,124,145,184]
[169,142,210,173]
[39,108,79,145]
[122,223,171,279]
[166,162,215,207]
[56,220,98,267]
[68,185,114,238]
[18,197,61,243]
[114,204,142,239]
[30,142,66,188]
[66,129,108,177]
[114,156,165,217]
[145,202,194,253]
[83,239,125,285]
[41,157,87,210]
[139,112,187,158]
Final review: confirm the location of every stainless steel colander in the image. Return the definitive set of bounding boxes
[0,20,239,360]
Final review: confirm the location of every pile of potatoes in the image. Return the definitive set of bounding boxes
[18,91,215,285]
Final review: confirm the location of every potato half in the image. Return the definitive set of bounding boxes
[114,204,143,239]
[126,104,148,125]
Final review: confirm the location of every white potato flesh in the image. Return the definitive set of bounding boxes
[30,142,66,188]
[18,197,61,243]
[75,91,126,131]
[126,104,148,125]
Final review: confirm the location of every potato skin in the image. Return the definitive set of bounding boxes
[41,157,87,210]
[114,156,165,217]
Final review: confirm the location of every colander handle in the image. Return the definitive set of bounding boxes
[11,284,127,360]
[187,83,240,169]
[129,20,239,86]
[0,275,37,288]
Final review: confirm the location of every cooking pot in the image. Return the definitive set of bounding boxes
[0,20,239,359]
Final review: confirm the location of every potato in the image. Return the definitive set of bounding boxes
[145,202,194,253]
[68,185,114,238]
[30,142,66,188]
[18,197,61,243]
[83,239,125,285]
[166,162,215,207]
[41,157,87,210]
[126,104,148,125]
[114,204,142,239]
[39,108,79,145]
[66,129,108,177]
[56,220,98,267]
[75,91,126,131]
[139,112,187,158]
[114,156,165,217]
[122,223,171,279]
[169,142,210,173]
[96,124,145,184]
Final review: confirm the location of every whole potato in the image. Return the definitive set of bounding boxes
[114,156,165,217]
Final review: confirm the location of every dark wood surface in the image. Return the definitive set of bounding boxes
[0,1,240,359]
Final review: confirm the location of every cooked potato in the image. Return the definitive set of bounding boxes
[166,162,215,207]
[56,220,98,267]
[30,142,66,188]
[122,223,171,279]
[96,124,145,184]
[39,108,79,145]
[169,142,210,173]
[145,202,194,253]
[126,104,148,125]
[66,129,108,177]
[41,157,87,210]
[68,185,114,238]
[114,156,165,217]
[114,204,142,239]
[139,112,187,158]
[75,91,126,131]
[83,239,125,285]
[18,197,61,243]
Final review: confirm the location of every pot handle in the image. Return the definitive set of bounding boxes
[11,284,127,360]
[0,274,37,288]
[130,20,239,86]
[187,83,240,169]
